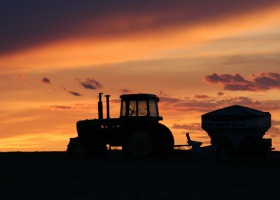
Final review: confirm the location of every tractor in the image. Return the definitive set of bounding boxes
[67,93,174,158]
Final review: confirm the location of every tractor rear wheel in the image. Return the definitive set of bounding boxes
[123,127,158,157]
[157,123,174,156]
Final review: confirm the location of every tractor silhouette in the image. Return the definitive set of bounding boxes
[67,93,174,158]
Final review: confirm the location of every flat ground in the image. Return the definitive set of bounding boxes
[0,150,279,200]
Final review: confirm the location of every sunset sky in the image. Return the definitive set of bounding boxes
[1,0,280,151]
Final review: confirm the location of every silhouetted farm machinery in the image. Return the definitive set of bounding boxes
[67,93,174,158]
[202,105,273,158]
[67,93,273,158]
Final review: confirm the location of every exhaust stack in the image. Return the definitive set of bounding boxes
[98,93,103,119]
[105,95,110,119]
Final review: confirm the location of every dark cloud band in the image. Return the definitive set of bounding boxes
[1,0,279,55]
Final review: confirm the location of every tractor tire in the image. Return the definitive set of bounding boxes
[67,137,89,159]
[92,142,107,157]
[157,123,174,156]
[123,126,159,158]
[67,137,107,158]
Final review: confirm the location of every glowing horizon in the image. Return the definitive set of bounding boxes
[0,1,280,151]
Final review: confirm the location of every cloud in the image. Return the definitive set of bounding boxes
[172,123,202,131]
[272,120,280,126]
[205,73,255,91]
[1,1,279,55]
[68,91,82,97]
[120,89,130,94]
[41,77,50,84]
[62,87,82,97]
[77,78,102,90]
[194,95,209,99]
[159,92,215,112]
[43,105,73,110]
[159,91,181,104]
[205,72,280,91]
[159,92,280,112]
[253,73,280,90]
[268,127,280,137]
[160,96,181,104]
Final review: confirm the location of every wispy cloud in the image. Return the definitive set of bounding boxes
[120,89,130,94]
[41,77,50,84]
[159,92,280,112]
[269,120,280,137]
[68,91,82,97]
[268,127,280,137]
[62,87,82,97]
[193,95,209,99]
[43,105,73,110]
[205,72,280,91]
[77,78,102,90]
[272,120,280,126]
[172,123,202,131]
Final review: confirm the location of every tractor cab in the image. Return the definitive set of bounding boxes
[120,94,162,120]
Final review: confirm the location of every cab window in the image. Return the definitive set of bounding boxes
[129,101,137,116]
[121,100,126,117]
[149,100,158,117]
[138,100,148,116]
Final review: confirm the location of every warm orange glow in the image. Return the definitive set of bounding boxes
[0,4,280,152]
[1,6,280,74]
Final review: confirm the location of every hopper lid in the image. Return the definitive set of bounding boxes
[202,105,270,118]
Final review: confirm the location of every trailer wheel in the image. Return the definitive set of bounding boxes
[123,127,157,157]
[216,145,233,159]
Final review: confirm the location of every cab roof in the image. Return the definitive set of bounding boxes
[120,94,159,101]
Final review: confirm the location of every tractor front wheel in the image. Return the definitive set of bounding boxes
[67,137,88,158]
[67,137,107,158]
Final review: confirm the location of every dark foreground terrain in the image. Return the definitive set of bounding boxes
[0,150,280,200]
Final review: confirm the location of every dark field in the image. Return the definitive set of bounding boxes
[0,150,280,200]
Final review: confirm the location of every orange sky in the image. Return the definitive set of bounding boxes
[0,1,280,151]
